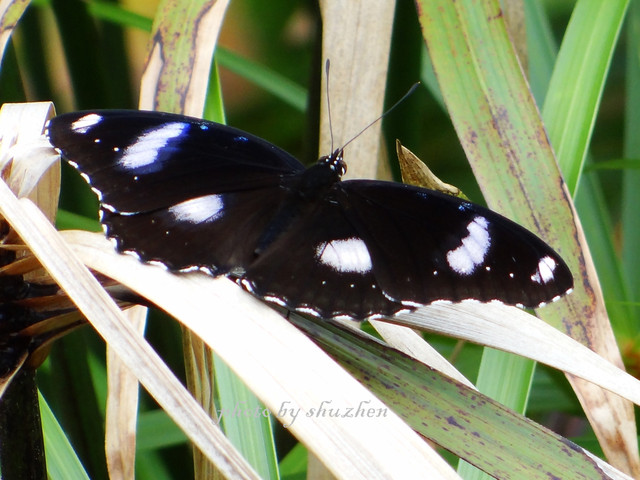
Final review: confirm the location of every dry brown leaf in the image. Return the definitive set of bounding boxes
[318,0,395,180]
[395,140,463,197]
[63,230,460,479]
[396,302,640,406]
[0,182,261,479]
[139,0,231,114]
[106,305,147,480]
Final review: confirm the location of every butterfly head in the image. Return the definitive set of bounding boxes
[319,148,347,178]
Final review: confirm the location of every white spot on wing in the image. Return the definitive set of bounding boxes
[119,122,187,169]
[168,194,224,223]
[263,294,289,307]
[446,216,490,275]
[531,255,557,284]
[316,237,372,274]
[71,113,103,134]
[240,278,255,293]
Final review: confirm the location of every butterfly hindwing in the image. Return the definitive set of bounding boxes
[241,195,405,319]
[337,180,573,309]
[102,187,291,274]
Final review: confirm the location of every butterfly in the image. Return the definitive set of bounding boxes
[47,110,573,321]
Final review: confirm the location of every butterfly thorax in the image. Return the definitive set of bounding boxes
[252,150,346,257]
[295,149,346,201]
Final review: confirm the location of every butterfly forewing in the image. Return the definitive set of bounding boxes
[47,109,573,321]
[48,111,305,213]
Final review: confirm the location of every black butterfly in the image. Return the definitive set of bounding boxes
[47,110,573,320]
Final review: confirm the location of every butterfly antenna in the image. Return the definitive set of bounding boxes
[341,82,420,151]
[325,59,335,152]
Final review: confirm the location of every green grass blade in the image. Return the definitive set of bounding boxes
[215,359,279,480]
[414,0,558,437]
[290,316,611,480]
[278,442,307,480]
[215,48,307,112]
[530,0,634,342]
[575,174,635,338]
[85,0,153,31]
[415,0,637,475]
[456,351,535,479]
[542,0,630,195]
[39,392,90,480]
[136,409,187,451]
[621,0,640,337]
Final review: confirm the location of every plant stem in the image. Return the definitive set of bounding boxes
[0,368,47,479]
